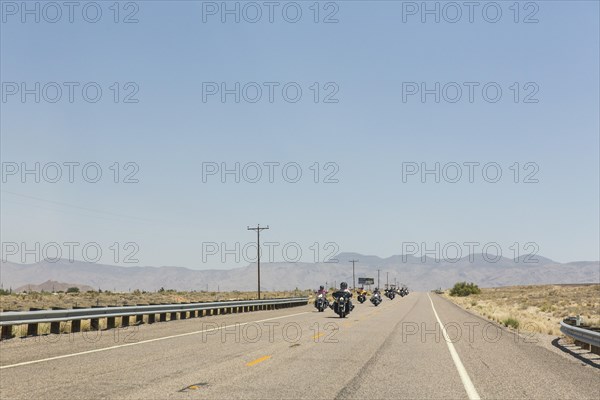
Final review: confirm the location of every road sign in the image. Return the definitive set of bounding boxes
[358,278,374,285]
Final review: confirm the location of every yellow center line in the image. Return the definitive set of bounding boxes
[311,332,325,340]
[246,355,271,367]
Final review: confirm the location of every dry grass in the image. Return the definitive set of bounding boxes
[444,284,600,336]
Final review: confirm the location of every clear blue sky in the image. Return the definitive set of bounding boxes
[1,1,598,268]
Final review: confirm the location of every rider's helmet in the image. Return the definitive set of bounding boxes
[319,285,324,290]
[340,282,348,290]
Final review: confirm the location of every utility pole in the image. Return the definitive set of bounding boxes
[387,272,389,288]
[349,259,358,289]
[377,269,380,288]
[248,224,269,300]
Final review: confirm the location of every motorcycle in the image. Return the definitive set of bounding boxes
[370,292,382,306]
[315,293,328,312]
[332,293,352,318]
[357,293,366,304]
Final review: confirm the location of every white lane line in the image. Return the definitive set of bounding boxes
[0,311,310,370]
[427,293,481,400]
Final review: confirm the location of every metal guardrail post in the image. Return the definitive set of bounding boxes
[1,324,13,340]
[136,305,147,324]
[27,308,42,336]
[148,304,158,323]
[107,305,118,329]
[71,306,85,333]
[51,307,64,334]
[179,303,188,320]
[122,305,133,326]
[90,306,103,330]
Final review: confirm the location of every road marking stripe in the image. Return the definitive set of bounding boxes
[246,355,271,366]
[0,311,310,370]
[427,293,481,400]
[311,332,325,340]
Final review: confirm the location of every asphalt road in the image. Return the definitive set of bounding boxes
[1,293,599,399]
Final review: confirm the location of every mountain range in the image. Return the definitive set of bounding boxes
[1,253,598,292]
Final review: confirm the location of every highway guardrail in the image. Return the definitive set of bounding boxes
[0,297,309,340]
[560,318,600,355]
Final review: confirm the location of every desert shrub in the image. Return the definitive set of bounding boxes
[449,282,481,297]
[66,287,80,293]
[502,317,520,329]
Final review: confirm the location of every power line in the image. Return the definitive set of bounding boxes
[1,190,165,224]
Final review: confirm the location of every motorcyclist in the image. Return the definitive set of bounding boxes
[331,281,354,311]
[370,287,381,303]
[315,285,329,308]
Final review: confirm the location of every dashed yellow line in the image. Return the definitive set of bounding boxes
[311,332,325,340]
[246,355,271,367]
